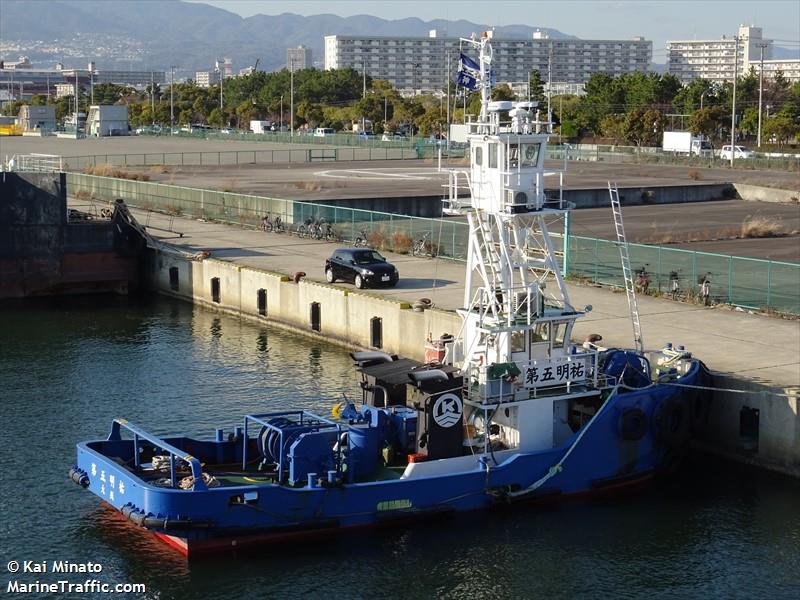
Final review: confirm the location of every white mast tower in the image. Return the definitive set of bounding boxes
[446,32,599,453]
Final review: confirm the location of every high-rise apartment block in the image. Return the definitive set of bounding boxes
[287,46,312,71]
[324,31,652,92]
[668,25,800,84]
[668,25,771,83]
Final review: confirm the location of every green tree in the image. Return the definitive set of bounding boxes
[528,69,546,104]
[600,114,626,143]
[689,106,727,148]
[207,108,223,128]
[491,84,515,101]
[739,107,759,137]
[672,78,717,114]
[576,72,622,136]
[622,108,663,147]
[559,119,579,141]
[762,114,799,146]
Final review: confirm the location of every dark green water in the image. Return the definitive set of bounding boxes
[1,296,798,599]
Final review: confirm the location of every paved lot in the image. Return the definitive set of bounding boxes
[10,134,797,261]
[108,159,800,200]
[5,134,798,191]
[570,200,800,262]
[79,203,798,389]
[1,134,334,155]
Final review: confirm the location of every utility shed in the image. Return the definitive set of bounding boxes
[86,105,129,137]
[18,105,56,132]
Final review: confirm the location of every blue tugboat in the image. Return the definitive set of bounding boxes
[71,33,708,555]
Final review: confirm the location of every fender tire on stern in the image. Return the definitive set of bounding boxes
[618,408,647,441]
[654,397,691,449]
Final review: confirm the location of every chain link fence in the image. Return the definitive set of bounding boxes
[65,173,799,315]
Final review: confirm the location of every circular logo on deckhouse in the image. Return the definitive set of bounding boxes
[432,393,463,428]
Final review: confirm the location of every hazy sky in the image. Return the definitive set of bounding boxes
[194,0,799,61]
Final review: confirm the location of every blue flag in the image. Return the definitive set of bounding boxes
[456,52,480,90]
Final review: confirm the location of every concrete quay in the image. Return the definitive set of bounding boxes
[126,208,799,477]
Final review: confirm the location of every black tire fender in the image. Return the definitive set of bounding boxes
[654,397,691,448]
[618,407,647,441]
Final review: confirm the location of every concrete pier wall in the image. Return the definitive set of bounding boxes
[150,250,460,358]
[147,248,799,479]
[696,375,799,478]
[0,172,139,297]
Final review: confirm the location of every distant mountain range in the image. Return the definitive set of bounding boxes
[0,0,574,75]
[3,1,794,77]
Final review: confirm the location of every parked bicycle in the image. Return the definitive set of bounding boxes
[412,232,433,257]
[261,213,285,233]
[634,264,650,295]
[296,217,314,238]
[668,270,681,300]
[352,229,370,247]
[321,220,337,242]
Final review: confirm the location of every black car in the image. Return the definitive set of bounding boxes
[325,248,399,289]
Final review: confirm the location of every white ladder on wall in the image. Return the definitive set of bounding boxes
[609,182,644,354]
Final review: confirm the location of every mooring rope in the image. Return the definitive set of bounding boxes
[507,383,621,498]
[654,380,798,399]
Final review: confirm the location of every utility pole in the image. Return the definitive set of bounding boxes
[150,71,154,123]
[362,58,366,133]
[290,66,294,139]
[547,43,553,119]
[90,69,94,105]
[170,65,175,134]
[280,94,283,131]
[446,48,450,148]
[730,36,739,166]
[756,42,767,148]
[527,70,531,102]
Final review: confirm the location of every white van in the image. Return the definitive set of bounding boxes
[720,145,754,160]
[314,127,334,137]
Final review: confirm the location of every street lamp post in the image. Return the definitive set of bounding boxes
[170,65,175,134]
[700,89,708,111]
[756,42,767,148]
[730,36,739,167]
[290,66,294,139]
[280,94,283,132]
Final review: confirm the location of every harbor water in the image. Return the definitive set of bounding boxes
[1,296,798,599]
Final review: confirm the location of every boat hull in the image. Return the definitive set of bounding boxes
[73,361,707,556]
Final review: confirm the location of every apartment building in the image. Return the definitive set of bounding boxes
[752,58,800,84]
[195,70,220,88]
[324,31,652,92]
[667,25,774,83]
[287,46,313,71]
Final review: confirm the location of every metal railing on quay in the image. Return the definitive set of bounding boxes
[63,173,800,316]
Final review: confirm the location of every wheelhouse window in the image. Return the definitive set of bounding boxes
[531,322,550,344]
[552,322,568,347]
[475,146,483,165]
[511,331,525,352]
[488,143,498,168]
[521,143,540,167]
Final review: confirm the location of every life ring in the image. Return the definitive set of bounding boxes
[654,397,691,448]
[618,408,647,441]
